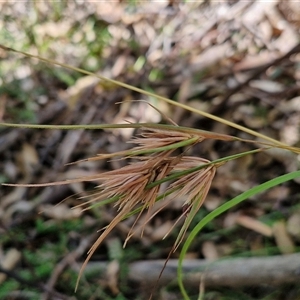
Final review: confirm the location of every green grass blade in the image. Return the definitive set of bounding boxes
[177,170,300,300]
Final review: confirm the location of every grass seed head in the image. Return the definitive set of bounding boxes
[75,127,217,289]
[166,157,217,250]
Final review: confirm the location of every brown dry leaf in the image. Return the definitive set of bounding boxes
[236,215,273,237]
[243,1,277,27]
[233,50,279,71]
[4,160,18,181]
[202,241,219,261]
[279,96,300,113]
[265,1,285,32]
[280,115,300,146]
[249,80,284,93]
[34,21,71,39]
[0,187,27,210]
[150,220,174,242]
[279,0,300,26]
[111,54,128,78]
[0,248,21,284]
[229,179,252,195]
[17,143,39,178]
[259,20,273,43]
[106,260,120,295]
[263,186,289,202]
[273,220,295,254]
[223,212,239,228]
[203,195,222,211]
[287,213,300,240]
[274,25,299,53]
[39,203,82,220]
[1,189,35,224]
[190,42,231,73]
[95,2,123,24]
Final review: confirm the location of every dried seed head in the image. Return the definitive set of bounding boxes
[74,127,204,165]
[168,157,215,205]
[75,128,218,289]
[166,157,217,250]
[76,151,181,288]
[130,127,204,151]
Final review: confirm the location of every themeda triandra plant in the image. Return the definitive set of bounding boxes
[2,122,240,288]
[71,125,230,285]
[1,45,300,299]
